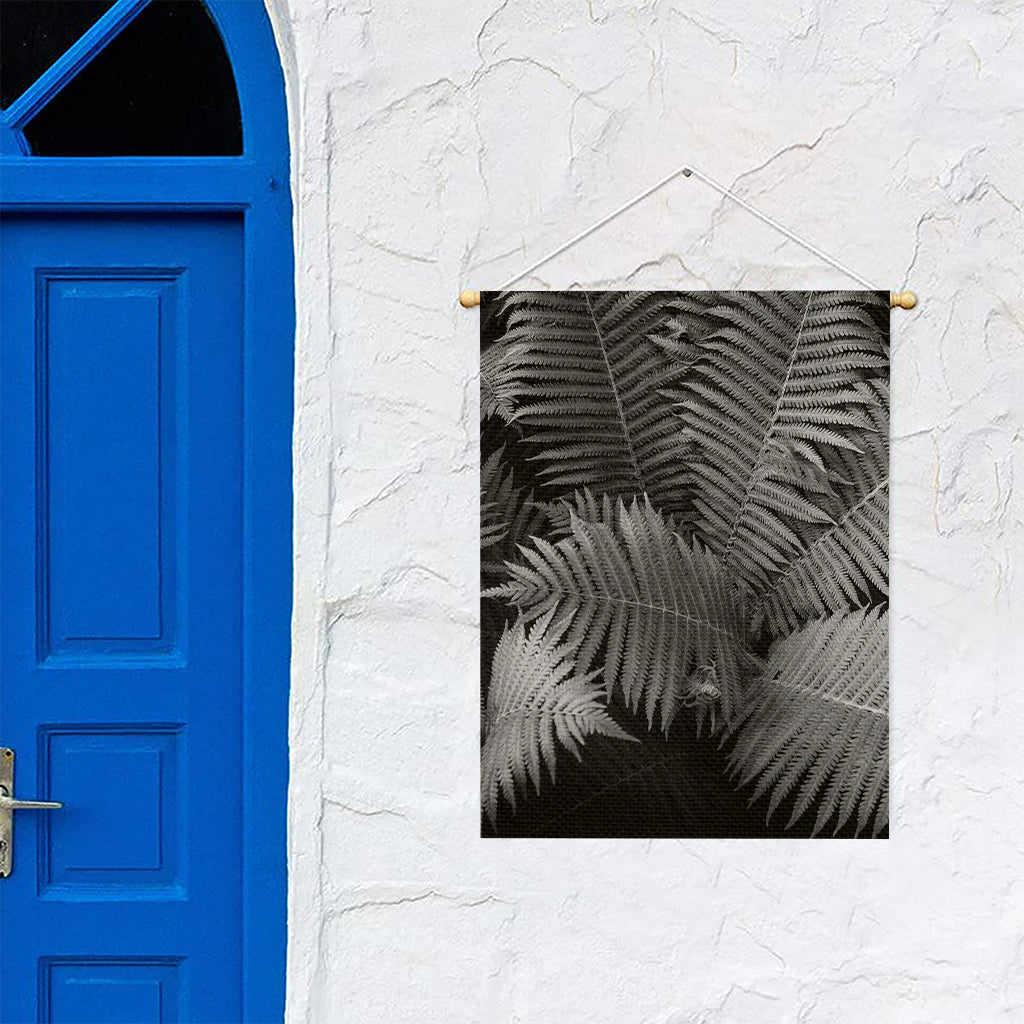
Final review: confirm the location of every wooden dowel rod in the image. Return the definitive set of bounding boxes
[889,290,918,309]
[460,289,917,309]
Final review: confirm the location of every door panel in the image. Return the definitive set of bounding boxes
[1,213,244,1023]
[43,273,179,657]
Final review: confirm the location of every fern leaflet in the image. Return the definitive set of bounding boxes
[758,383,889,632]
[481,608,636,825]
[667,290,888,590]
[493,290,692,511]
[727,607,888,836]
[481,338,518,424]
[480,446,549,578]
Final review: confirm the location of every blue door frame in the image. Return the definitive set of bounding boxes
[0,3,293,1020]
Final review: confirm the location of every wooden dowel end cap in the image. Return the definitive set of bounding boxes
[459,289,481,308]
[890,290,918,310]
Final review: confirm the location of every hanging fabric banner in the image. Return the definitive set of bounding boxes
[480,290,889,839]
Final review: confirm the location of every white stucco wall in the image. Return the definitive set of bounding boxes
[265,1,1024,1020]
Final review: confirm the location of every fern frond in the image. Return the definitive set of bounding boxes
[543,486,694,541]
[668,290,888,591]
[481,447,515,549]
[758,385,889,632]
[492,290,692,511]
[481,608,636,825]
[481,446,549,578]
[484,498,755,730]
[646,292,723,361]
[481,338,518,423]
[541,487,620,538]
[727,607,888,837]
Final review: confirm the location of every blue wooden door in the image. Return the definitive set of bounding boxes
[0,212,248,1022]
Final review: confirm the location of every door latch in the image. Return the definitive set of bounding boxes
[0,748,62,878]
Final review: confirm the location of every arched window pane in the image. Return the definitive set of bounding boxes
[1,1,116,110]
[24,0,242,156]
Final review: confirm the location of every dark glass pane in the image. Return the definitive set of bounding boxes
[24,0,242,156]
[1,1,116,109]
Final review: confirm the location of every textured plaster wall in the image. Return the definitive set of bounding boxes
[265,0,1024,1020]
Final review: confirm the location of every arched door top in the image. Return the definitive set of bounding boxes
[0,0,288,203]
[5,0,242,157]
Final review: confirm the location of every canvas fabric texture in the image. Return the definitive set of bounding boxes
[480,290,889,839]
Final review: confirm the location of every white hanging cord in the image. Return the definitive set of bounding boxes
[680,166,878,290]
[497,165,693,290]
[458,163,916,308]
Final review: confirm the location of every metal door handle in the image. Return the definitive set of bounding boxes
[0,792,63,811]
[0,747,62,878]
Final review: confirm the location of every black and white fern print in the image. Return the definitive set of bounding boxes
[480,290,889,839]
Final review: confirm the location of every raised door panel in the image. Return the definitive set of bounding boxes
[41,958,183,1024]
[41,274,180,659]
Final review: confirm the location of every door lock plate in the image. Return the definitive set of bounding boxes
[0,747,63,877]
[1,748,14,877]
